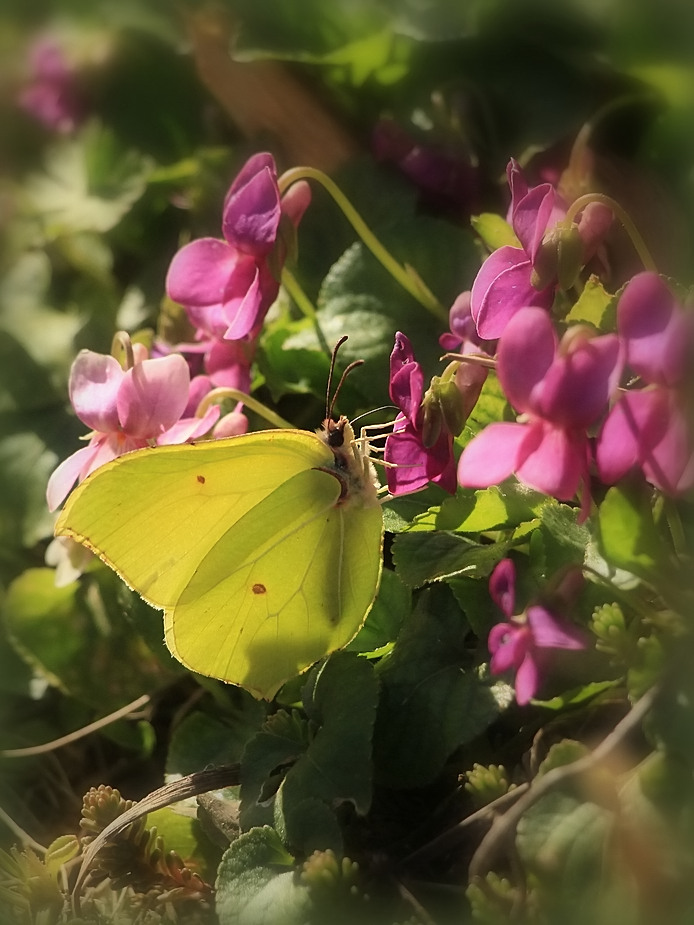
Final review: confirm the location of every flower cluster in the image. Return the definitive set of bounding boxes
[47,152,311,514]
[386,157,693,519]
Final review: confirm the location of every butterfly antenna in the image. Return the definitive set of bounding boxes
[325,337,365,420]
[325,335,349,420]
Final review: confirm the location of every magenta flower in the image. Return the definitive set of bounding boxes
[470,159,565,339]
[458,307,622,518]
[596,272,694,495]
[19,36,84,133]
[166,153,311,343]
[46,347,220,511]
[439,290,492,422]
[384,332,457,495]
[488,559,586,705]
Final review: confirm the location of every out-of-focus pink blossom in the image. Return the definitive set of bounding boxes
[596,272,694,495]
[459,307,622,518]
[46,347,220,510]
[488,559,586,705]
[18,36,84,133]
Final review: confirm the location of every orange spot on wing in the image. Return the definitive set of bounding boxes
[252,583,267,595]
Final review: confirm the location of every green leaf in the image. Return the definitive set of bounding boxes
[374,586,509,788]
[166,702,266,776]
[434,484,546,533]
[457,372,508,448]
[597,484,665,582]
[392,531,510,587]
[470,213,520,250]
[565,274,616,330]
[531,679,621,710]
[516,790,613,918]
[241,653,378,839]
[2,567,177,710]
[346,568,411,654]
[216,827,308,925]
[23,121,151,237]
[529,500,591,581]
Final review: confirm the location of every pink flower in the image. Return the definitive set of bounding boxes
[488,559,586,705]
[439,290,492,422]
[458,307,622,518]
[46,347,220,510]
[596,272,694,495]
[470,159,564,339]
[18,36,84,133]
[166,153,311,343]
[384,332,457,495]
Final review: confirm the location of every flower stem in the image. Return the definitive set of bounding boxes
[196,387,294,430]
[279,166,449,322]
[565,193,657,272]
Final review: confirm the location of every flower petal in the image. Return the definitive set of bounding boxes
[618,272,692,387]
[157,404,220,445]
[514,652,541,705]
[117,354,190,439]
[489,558,516,617]
[69,350,123,432]
[46,443,100,511]
[222,153,281,255]
[471,246,553,340]
[514,420,586,500]
[489,622,528,673]
[534,332,622,428]
[166,238,239,308]
[596,389,667,485]
[527,605,586,650]
[389,332,424,420]
[457,422,526,488]
[497,307,557,413]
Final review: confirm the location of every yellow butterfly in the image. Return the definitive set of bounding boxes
[55,413,384,699]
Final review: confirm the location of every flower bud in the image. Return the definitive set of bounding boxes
[531,222,584,291]
[421,376,466,446]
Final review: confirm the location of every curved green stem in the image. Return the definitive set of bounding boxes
[281,266,317,321]
[196,387,294,430]
[565,193,657,272]
[279,166,449,322]
[111,331,134,369]
[281,266,332,356]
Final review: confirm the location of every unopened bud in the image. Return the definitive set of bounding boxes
[531,223,584,291]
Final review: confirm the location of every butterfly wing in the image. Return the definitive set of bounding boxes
[55,429,383,698]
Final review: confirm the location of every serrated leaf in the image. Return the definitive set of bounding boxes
[565,275,615,329]
[216,827,308,925]
[44,835,80,877]
[392,531,510,586]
